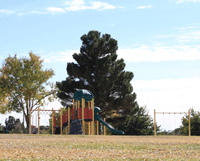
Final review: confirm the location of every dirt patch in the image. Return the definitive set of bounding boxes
[0,134,199,160]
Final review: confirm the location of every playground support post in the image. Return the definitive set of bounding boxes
[189,109,191,136]
[52,108,54,135]
[97,121,99,135]
[72,100,74,120]
[68,107,70,134]
[82,98,85,135]
[91,98,94,135]
[154,109,156,136]
[38,107,40,134]
[78,100,80,118]
[60,108,62,135]
[104,118,106,135]
[88,122,90,135]
[29,109,31,134]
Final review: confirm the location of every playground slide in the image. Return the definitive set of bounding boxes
[94,113,124,135]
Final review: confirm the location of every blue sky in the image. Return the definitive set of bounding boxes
[1,0,200,131]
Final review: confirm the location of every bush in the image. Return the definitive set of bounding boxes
[0,124,5,133]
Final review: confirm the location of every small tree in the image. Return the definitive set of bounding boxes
[180,108,200,136]
[4,116,23,133]
[7,116,16,132]
[0,123,5,133]
[0,52,56,133]
[107,106,160,135]
[13,118,23,133]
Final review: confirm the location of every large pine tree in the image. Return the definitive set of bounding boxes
[57,31,158,135]
[57,30,137,119]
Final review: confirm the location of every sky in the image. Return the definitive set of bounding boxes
[0,0,200,131]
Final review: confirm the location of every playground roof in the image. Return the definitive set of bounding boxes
[73,89,94,102]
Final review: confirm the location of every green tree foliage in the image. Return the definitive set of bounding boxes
[127,106,155,135]
[57,31,155,135]
[57,30,137,117]
[180,108,200,136]
[0,123,5,133]
[4,116,23,133]
[107,106,160,135]
[7,116,15,131]
[0,52,56,133]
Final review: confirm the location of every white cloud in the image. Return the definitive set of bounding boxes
[27,11,48,15]
[118,6,125,9]
[65,0,85,6]
[20,8,65,16]
[0,9,15,14]
[176,0,184,3]
[42,50,78,63]
[17,13,26,16]
[154,25,200,43]
[65,0,116,11]
[133,77,200,92]
[42,45,200,63]
[174,26,197,30]
[92,1,115,10]
[176,0,200,4]
[191,23,197,25]
[0,1,119,17]
[132,77,200,130]
[46,7,66,13]
[117,45,200,62]
[176,31,200,42]
[136,5,152,9]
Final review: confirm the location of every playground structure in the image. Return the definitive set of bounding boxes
[29,89,124,135]
[154,109,191,136]
[53,89,124,135]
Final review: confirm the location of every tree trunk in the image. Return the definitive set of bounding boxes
[23,112,24,134]
[25,114,30,134]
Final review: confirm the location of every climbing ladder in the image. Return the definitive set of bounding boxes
[69,119,83,135]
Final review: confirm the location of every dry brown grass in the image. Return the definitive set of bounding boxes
[0,134,200,160]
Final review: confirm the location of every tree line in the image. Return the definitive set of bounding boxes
[0,116,23,134]
[0,30,199,135]
[0,116,50,134]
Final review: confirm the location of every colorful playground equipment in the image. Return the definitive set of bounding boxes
[53,89,124,135]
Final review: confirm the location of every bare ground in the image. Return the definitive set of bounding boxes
[0,134,200,160]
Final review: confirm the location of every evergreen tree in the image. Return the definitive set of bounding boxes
[57,31,154,134]
[107,106,160,135]
[123,106,159,135]
[57,31,136,118]
[0,123,5,133]
[4,116,23,133]
[7,116,16,132]
[180,108,200,136]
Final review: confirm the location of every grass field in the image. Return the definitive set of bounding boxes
[0,134,200,160]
